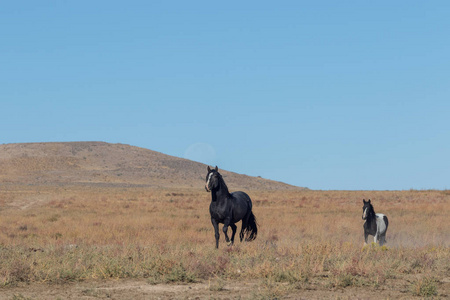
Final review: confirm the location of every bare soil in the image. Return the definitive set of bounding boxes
[1,278,447,300]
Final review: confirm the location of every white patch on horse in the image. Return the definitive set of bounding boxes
[375,213,387,235]
[363,207,368,219]
[206,172,213,187]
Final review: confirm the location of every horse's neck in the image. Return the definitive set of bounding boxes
[211,182,230,202]
[366,211,377,224]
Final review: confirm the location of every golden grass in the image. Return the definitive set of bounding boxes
[0,186,449,297]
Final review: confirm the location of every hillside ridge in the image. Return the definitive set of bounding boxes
[0,142,303,190]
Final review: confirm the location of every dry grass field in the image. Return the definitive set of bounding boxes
[0,185,449,299]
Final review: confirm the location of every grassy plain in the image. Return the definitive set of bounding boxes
[0,185,449,299]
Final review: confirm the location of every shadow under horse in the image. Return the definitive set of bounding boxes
[205,166,258,248]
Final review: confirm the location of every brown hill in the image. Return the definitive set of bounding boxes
[0,142,303,190]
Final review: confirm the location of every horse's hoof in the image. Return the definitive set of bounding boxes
[227,241,233,246]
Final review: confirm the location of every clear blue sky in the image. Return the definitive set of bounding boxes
[1,1,449,190]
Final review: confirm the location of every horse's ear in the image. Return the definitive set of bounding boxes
[207,166,211,172]
[214,166,218,172]
[363,199,366,203]
[368,199,371,203]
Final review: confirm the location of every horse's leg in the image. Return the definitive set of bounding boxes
[374,233,378,244]
[380,233,386,246]
[230,223,237,245]
[364,231,369,246]
[223,218,232,246]
[211,218,220,249]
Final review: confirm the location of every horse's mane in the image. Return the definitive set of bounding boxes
[217,172,230,194]
[366,203,375,217]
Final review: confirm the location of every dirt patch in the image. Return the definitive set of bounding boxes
[2,278,448,299]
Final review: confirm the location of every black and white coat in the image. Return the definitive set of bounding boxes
[362,199,389,246]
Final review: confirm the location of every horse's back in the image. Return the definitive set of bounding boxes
[230,191,252,221]
[376,213,388,234]
[231,191,251,201]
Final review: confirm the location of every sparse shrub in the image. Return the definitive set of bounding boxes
[165,263,196,283]
[8,260,32,284]
[11,294,33,300]
[410,276,438,297]
[54,268,81,283]
[253,278,287,300]
[189,260,216,279]
[272,269,306,284]
[407,253,436,274]
[337,274,354,288]
[48,214,60,222]
[273,269,297,283]
[344,256,365,276]
[208,277,226,291]
[53,232,63,240]
[216,255,230,272]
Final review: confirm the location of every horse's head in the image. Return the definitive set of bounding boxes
[205,166,220,192]
[362,199,374,220]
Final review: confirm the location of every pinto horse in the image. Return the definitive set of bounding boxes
[205,166,258,248]
[362,199,389,246]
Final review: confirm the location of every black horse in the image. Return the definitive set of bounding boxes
[362,199,389,246]
[205,166,258,248]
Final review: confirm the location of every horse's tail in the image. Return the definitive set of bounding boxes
[383,215,389,230]
[244,211,258,242]
[383,215,389,242]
